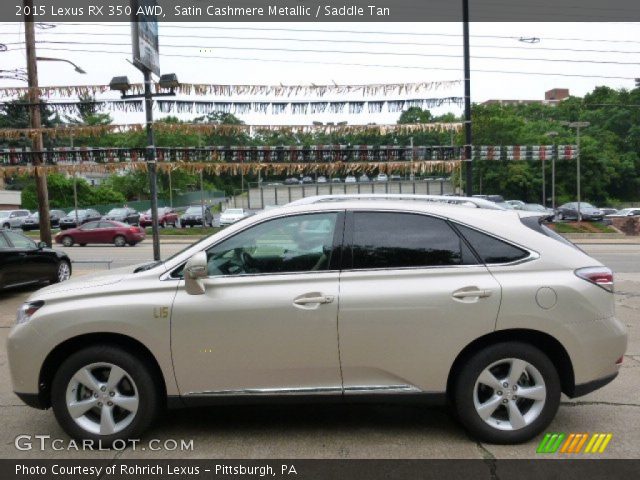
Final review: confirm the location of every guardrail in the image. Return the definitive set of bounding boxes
[71,260,113,270]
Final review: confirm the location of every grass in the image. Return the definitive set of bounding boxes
[549,222,618,234]
[22,226,222,239]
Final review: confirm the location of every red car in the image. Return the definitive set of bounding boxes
[139,207,179,228]
[54,220,146,247]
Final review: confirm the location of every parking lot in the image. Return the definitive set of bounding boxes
[0,241,638,459]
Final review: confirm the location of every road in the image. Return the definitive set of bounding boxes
[50,241,640,273]
[0,242,638,459]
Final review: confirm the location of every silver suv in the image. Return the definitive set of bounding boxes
[0,209,31,229]
[7,199,627,445]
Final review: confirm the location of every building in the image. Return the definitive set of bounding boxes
[482,88,570,106]
[0,190,21,209]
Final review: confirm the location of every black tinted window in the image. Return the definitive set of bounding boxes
[456,224,529,264]
[351,212,475,269]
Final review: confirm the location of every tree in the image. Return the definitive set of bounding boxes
[397,107,433,124]
[64,93,112,126]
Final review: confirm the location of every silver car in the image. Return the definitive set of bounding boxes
[7,198,626,445]
[0,209,31,229]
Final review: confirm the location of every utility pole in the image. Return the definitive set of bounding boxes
[144,70,161,261]
[561,121,590,221]
[462,0,473,196]
[24,0,52,246]
[546,131,559,211]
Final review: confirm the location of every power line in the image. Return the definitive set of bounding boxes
[4,30,640,55]
[10,45,637,80]
[32,40,640,66]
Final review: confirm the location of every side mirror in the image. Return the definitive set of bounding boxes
[37,241,47,249]
[184,251,208,295]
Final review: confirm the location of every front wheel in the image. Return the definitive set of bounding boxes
[51,346,160,445]
[453,342,560,444]
[114,235,126,247]
[61,236,74,247]
[54,259,71,283]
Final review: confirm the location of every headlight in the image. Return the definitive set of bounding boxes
[16,301,44,325]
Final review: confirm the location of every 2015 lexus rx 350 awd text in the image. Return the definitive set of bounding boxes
[7,199,627,445]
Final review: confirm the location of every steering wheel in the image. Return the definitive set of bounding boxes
[241,251,256,270]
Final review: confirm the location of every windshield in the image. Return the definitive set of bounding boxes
[66,210,85,216]
[525,204,545,212]
[185,207,204,214]
[578,203,596,209]
[108,208,127,215]
[0,211,9,218]
[224,209,243,214]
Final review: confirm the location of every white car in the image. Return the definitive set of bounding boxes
[219,208,249,226]
[345,175,357,183]
[0,209,31,229]
[376,173,389,182]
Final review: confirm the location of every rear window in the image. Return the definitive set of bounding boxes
[519,216,582,251]
[455,224,529,264]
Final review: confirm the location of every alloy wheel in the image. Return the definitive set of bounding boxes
[65,362,139,436]
[473,358,547,431]
[57,261,71,282]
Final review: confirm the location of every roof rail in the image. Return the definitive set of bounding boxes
[285,194,506,210]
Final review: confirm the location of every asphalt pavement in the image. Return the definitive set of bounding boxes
[0,242,638,459]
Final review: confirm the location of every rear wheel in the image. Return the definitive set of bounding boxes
[51,346,160,446]
[160,220,166,228]
[114,235,126,247]
[2,222,10,229]
[453,342,560,444]
[128,241,137,247]
[61,236,74,247]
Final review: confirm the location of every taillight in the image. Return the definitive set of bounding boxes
[575,266,614,292]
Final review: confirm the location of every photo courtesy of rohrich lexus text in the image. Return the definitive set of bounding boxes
[0,1,639,479]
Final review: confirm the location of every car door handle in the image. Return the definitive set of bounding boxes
[452,289,493,299]
[293,295,335,305]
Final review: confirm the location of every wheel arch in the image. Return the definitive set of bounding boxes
[38,332,167,409]
[446,328,575,399]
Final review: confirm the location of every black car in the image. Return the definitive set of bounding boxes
[0,229,72,290]
[179,205,214,227]
[103,207,140,225]
[59,209,102,230]
[556,202,604,221]
[284,177,300,185]
[20,210,66,231]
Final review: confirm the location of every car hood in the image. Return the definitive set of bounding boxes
[28,264,144,301]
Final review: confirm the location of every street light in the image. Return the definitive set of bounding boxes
[36,56,86,74]
[560,121,590,221]
[545,131,559,211]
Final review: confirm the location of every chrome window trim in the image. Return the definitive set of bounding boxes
[186,385,423,397]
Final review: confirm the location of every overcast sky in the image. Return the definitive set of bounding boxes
[0,21,638,125]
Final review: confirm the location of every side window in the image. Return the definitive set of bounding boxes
[98,221,115,229]
[5,231,36,249]
[455,224,529,264]
[80,221,100,230]
[204,213,338,276]
[351,212,476,269]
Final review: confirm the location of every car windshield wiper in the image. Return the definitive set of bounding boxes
[133,261,163,273]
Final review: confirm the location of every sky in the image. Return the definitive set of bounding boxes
[0,21,639,126]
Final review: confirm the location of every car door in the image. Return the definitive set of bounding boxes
[170,211,344,400]
[75,221,101,244]
[0,232,21,287]
[3,230,56,283]
[337,210,502,395]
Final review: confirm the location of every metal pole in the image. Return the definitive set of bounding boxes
[24,0,52,246]
[200,169,205,223]
[542,156,546,207]
[71,132,78,224]
[168,169,173,207]
[462,0,473,196]
[576,125,581,221]
[144,69,160,261]
[552,145,556,211]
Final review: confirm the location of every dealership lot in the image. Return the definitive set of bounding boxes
[0,242,638,459]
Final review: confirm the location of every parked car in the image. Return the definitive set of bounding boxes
[139,207,179,228]
[358,174,370,183]
[55,220,145,247]
[20,210,66,231]
[317,176,328,184]
[556,202,604,221]
[59,209,102,230]
[301,176,314,184]
[506,200,526,209]
[103,207,140,225]
[330,177,342,183]
[345,175,357,183]
[180,205,213,227]
[0,229,71,289]
[375,173,389,182]
[8,198,626,445]
[390,175,402,181]
[219,208,250,226]
[521,204,555,221]
[473,194,505,203]
[284,177,300,185]
[606,208,640,217]
[0,209,31,229]
[600,208,619,216]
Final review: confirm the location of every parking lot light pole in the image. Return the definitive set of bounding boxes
[561,121,590,221]
[545,131,559,210]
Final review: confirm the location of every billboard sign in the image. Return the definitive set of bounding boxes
[130,0,160,76]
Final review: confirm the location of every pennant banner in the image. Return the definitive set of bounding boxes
[156,97,464,115]
[475,145,578,160]
[0,145,464,168]
[0,121,463,140]
[0,80,461,100]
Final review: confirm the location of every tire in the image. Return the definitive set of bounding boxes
[452,342,560,444]
[79,243,87,247]
[114,235,126,247]
[2,223,10,229]
[160,220,166,228]
[61,236,74,247]
[558,212,564,221]
[128,241,137,247]
[181,223,186,229]
[51,345,160,446]
[53,259,71,283]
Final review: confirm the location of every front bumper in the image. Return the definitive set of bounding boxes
[181,219,206,226]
